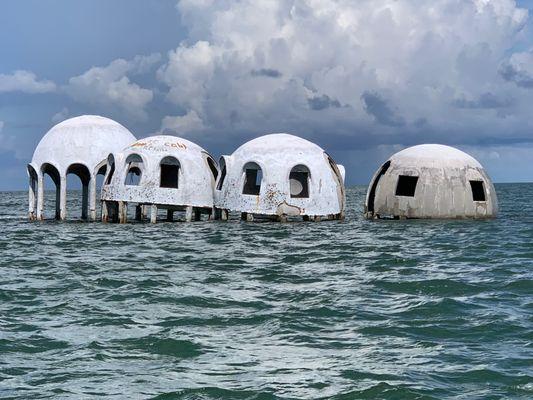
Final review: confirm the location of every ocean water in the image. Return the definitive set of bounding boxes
[1,185,532,399]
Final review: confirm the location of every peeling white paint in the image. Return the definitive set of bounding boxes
[214,133,345,220]
[365,144,498,219]
[100,135,218,222]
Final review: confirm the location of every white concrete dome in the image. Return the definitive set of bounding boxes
[365,144,498,219]
[100,135,218,219]
[214,133,346,220]
[30,115,136,175]
[27,115,136,221]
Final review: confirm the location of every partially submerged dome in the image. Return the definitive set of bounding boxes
[365,144,498,219]
[28,115,136,221]
[100,135,219,223]
[214,133,345,221]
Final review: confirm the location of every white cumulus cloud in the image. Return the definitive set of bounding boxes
[161,110,206,136]
[0,70,56,93]
[65,53,160,120]
[156,0,532,148]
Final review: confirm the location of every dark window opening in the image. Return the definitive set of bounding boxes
[396,175,418,197]
[243,163,262,195]
[367,160,391,213]
[470,180,486,201]
[160,156,180,188]
[124,154,143,186]
[126,167,142,185]
[160,164,179,188]
[290,165,310,198]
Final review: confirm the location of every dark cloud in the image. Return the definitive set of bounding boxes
[250,68,282,78]
[307,94,341,110]
[453,92,513,109]
[361,91,405,127]
[499,63,533,88]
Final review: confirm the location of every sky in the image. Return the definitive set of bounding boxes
[1,0,533,190]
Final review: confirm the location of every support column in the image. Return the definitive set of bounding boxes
[278,215,288,222]
[102,201,109,222]
[167,209,174,222]
[88,175,97,221]
[221,209,228,221]
[185,206,193,222]
[37,174,44,220]
[150,205,157,223]
[28,175,36,221]
[118,201,127,224]
[81,181,89,220]
[58,176,67,220]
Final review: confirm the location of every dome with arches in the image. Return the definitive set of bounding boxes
[100,135,219,223]
[27,115,136,221]
[214,133,346,221]
[364,144,498,219]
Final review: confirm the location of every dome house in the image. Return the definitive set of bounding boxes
[100,135,219,223]
[214,133,345,221]
[28,115,136,221]
[364,144,498,219]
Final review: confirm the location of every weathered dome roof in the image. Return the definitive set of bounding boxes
[390,144,482,168]
[31,115,136,174]
[233,133,323,156]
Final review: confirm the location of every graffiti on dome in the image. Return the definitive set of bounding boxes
[130,141,187,152]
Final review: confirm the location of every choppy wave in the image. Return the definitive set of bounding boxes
[0,185,532,399]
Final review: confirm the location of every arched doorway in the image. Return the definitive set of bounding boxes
[66,163,91,220]
[41,163,61,220]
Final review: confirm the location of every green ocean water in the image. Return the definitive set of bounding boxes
[0,185,532,399]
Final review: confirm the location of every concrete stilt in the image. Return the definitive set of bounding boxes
[37,175,44,220]
[118,201,127,223]
[150,204,157,223]
[88,175,97,221]
[102,201,109,222]
[185,206,193,222]
[221,209,228,221]
[246,213,254,222]
[28,175,36,221]
[58,176,67,220]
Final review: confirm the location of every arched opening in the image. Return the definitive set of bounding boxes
[160,156,180,188]
[206,155,219,182]
[66,163,91,220]
[216,157,227,190]
[27,165,38,219]
[125,154,143,186]
[243,162,262,195]
[289,164,310,198]
[105,154,115,185]
[325,153,345,211]
[367,160,391,213]
[41,163,61,220]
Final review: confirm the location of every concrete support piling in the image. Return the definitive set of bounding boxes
[150,205,157,223]
[185,206,193,222]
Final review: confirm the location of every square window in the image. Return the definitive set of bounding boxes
[395,175,418,197]
[470,180,486,201]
